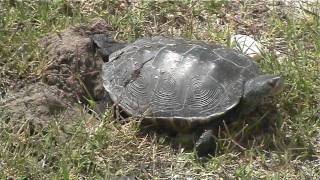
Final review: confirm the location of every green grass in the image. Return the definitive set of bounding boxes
[1,0,319,179]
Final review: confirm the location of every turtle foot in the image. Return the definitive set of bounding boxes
[195,129,217,157]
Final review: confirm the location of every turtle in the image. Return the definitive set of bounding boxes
[93,36,284,157]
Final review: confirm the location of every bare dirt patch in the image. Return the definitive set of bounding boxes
[1,83,77,128]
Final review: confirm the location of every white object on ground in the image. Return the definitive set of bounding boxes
[231,34,264,60]
[277,0,320,19]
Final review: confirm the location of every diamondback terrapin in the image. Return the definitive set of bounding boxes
[96,36,284,156]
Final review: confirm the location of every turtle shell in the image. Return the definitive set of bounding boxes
[102,37,261,123]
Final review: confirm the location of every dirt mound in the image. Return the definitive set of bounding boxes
[0,19,116,128]
[40,19,111,103]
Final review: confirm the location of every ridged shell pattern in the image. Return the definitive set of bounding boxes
[102,37,261,120]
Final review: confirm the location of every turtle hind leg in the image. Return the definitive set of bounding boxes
[195,129,217,157]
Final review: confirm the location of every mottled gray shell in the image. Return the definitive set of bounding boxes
[102,37,261,122]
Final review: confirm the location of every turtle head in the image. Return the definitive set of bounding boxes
[240,74,284,115]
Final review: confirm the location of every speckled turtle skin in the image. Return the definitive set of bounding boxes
[102,37,262,132]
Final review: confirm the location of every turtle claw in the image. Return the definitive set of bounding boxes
[195,129,217,157]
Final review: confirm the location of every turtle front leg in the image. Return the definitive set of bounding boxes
[195,129,217,157]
